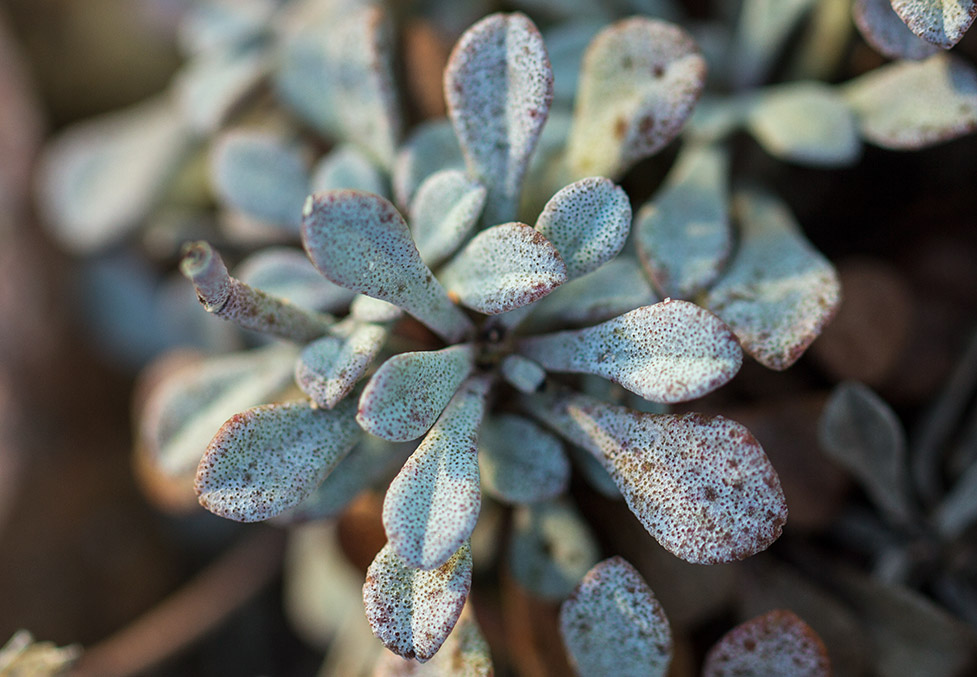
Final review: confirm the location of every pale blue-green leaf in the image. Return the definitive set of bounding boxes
[357,345,476,442]
[301,190,473,342]
[350,295,404,323]
[702,610,830,677]
[534,177,631,280]
[296,324,387,409]
[517,301,741,403]
[392,119,465,210]
[853,0,941,60]
[383,376,491,569]
[364,541,473,662]
[310,144,388,197]
[730,0,817,88]
[560,557,672,677]
[521,387,787,564]
[479,414,570,504]
[235,247,356,313]
[519,109,573,218]
[890,0,977,48]
[409,169,487,267]
[195,399,361,522]
[746,82,861,167]
[445,12,553,225]
[567,18,706,179]
[439,223,567,315]
[545,22,603,105]
[174,42,268,134]
[843,54,977,149]
[500,354,546,393]
[211,130,310,229]
[686,94,751,143]
[566,442,621,498]
[935,458,977,539]
[635,143,731,300]
[509,499,600,600]
[178,0,276,55]
[37,97,189,253]
[705,189,841,370]
[373,603,493,676]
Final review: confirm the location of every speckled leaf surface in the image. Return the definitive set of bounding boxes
[844,54,977,149]
[567,18,706,179]
[296,324,387,409]
[522,387,787,564]
[409,169,487,267]
[363,541,473,662]
[392,120,465,210]
[854,0,941,60]
[479,414,569,503]
[705,190,841,371]
[311,144,388,197]
[517,301,742,404]
[560,557,672,677]
[383,376,491,569]
[174,43,268,134]
[890,0,977,48]
[195,399,361,522]
[358,345,476,442]
[635,144,731,300]
[302,190,473,342]
[445,12,553,225]
[235,247,356,313]
[373,603,493,676]
[730,0,817,88]
[211,130,309,229]
[534,177,631,280]
[439,223,567,315]
[500,354,546,393]
[702,610,830,677]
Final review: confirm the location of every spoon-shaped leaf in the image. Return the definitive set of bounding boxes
[445,12,553,225]
[310,144,388,197]
[559,557,672,677]
[195,399,361,522]
[567,18,706,179]
[302,190,473,342]
[383,376,491,569]
[853,0,941,60]
[702,610,830,677]
[889,0,977,48]
[409,169,487,267]
[517,300,742,404]
[358,345,476,442]
[521,387,787,564]
[296,324,387,409]
[705,189,840,370]
[174,43,268,134]
[350,295,404,323]
[479,414,570,504]
[392,119,465,210]
[363,541,473,662]
[729,0,817,89]
[439,223,568,315]
[235,247,356,313]
[500,354,547,393]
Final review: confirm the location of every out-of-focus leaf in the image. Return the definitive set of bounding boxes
[235,247,356,313]
[635,143,731,300]
[357,345,475,442]
[517,301,742,403]
[844,54,977,149]
[730,0,817,88]
[350,295,403,323]
[559,557,672,677]
[178,0,276,54]
[522,387,787,564]
[195,399,361,522]
[509,499,600,600]
[445,12,553,225]
[702,610,830,677]
[296,324,387,409]
[890,0,977,48]
[310,144,388,197]
[819,382,916,526]
[211,129,309,230]
[565,442,621,498]
[0,630,80,676]
[934,458,977,538]
[373,603,493,676]
[853,0,941,60]
[567,18,706,179]
[363,541,473,662]
[439,223,567,315]
[545,22,604,105]
[705,189,841,370]
[174,43,268,134]
[392,120,465,210]
[479,414,569,503]
[500,354,546,393]
[409,169,487,267]
[302,190,473,342]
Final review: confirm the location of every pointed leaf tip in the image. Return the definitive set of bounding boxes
[703,610,830,677]
[889,0,977,48]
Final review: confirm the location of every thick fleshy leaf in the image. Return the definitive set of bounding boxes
[195,399,361,522]
[703,610,830,677]
[296,324,387,409]
[534,177,631,280]
[235,247,356,313]
[0,630,80,676]
[178,0,276,54]
[350,295,404,323]
[302,190,473,342]
[479,414,569,503]
[843,54,977,149]
[853,0,941,60]
[890,0,977,48]
[567,18,706,179]
[729,0,817,88]
[545,21,604,106]
[363,541,473,662]
[509,499,600,600]
[517,301,742,404]
[745,82,861,167]
[500,354,546,393]
[560,557,672,677]
[635,144,731,300]
[522,387,787,564]
[310,144,388,197]
[409,169,487,267]
[934,457,977,539]
[392,120,465,210]
[439,223,567,315]
[705,190,841,371]
[174,43,268,134]
[211,130,309,229]
[445,12,553,225]
[357,345,476,442]
[383,377,491,569]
